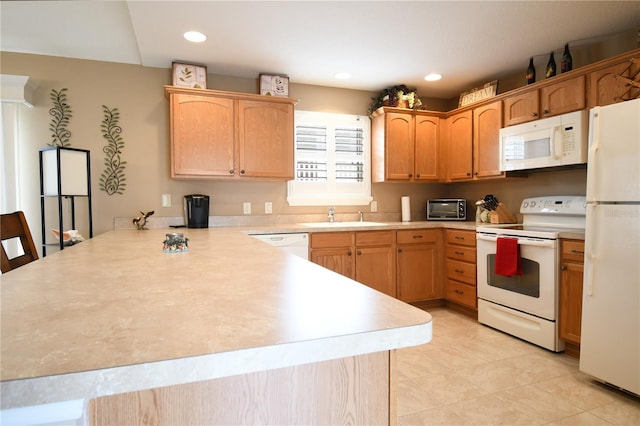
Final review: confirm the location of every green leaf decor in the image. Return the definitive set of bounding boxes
[99,105,127,195]
[48,88,72,146]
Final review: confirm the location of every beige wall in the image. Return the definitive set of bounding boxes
[1,31,634,245]
[1,52,452,243]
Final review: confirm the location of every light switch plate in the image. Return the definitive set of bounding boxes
[243,202,251,215]
[265,202,272,214]
[162,194,171,207]
[370,201,378,212]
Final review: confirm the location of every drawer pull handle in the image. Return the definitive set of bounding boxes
[455,236,464,240]
[571,249,584,254]
[413,235,423,239]
[454,289,464,295]
[455,251,465,255]
[455,269,464,274]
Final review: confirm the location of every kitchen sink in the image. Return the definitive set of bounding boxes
[298,221,388,228]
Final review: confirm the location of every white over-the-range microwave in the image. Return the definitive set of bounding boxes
[499,110,588,171]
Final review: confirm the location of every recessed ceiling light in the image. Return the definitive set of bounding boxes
[184,31,207,43]
[424,73,442,82]
[334,72,352,80]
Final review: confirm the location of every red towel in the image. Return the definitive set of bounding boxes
[495,237,522,277]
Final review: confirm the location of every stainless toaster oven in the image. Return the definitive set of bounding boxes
[427,199,467,221]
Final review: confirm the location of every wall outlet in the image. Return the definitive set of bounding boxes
[265,201,272,214]
[162,194,171,207]
[370,200,378,212]
[243,202,251,215]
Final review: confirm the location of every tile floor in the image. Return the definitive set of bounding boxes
[396,307,640,425]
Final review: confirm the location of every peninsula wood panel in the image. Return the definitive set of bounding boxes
[90,352,391,425]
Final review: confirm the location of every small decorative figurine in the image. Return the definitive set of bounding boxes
[133,210,154,230]
[163,233,189,253]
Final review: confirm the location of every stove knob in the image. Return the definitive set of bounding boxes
[530,201,536,208]
[523,201,529,208]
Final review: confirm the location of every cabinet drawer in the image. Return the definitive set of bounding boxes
[356,230,394,247]
[445,229,476,247]
[446,259,476,285]
[310,232,353,249]
[562,240,585,263]
[445,244,476,263]
[396,229,439,245]
[446,280,477,308]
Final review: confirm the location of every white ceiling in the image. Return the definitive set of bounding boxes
[1,1,639,99]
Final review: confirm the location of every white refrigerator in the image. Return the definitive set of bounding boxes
[580,98,640,395]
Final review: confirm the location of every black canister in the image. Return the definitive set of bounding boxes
[184,194,210,228]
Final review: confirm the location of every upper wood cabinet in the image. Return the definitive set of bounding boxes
[165,86,296,180]
[503,76,585,126]
[588,59,640,108]
[446,110,473,181]
[473,101,504,179]
[446,101,503,181]
[372,108,442,182]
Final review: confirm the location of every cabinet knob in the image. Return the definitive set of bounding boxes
[240,169,246,175]
[229,169,235,175]
[347,251,352,256]
[532,112,538,117]
[357,250,362,256]
[466,172,471,177]
[543,109,549,114]
[408,174,413,178]
[561,265,567,270]
[398,248,403,253]
[416,174,420,178]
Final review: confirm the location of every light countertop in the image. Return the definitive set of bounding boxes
[0,228,432,410]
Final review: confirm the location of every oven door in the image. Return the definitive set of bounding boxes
[476,233,558,320]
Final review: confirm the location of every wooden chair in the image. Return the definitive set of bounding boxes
[1,211,39,273]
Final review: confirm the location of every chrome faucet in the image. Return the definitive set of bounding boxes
[358,211,364,222]
[328,206,335,222]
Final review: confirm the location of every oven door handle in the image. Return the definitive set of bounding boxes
[476,233,556,248]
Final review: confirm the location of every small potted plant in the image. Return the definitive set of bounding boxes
[368,85,422,117]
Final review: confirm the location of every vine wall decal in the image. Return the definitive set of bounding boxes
[99,105,127,195]
[48,88,73,147]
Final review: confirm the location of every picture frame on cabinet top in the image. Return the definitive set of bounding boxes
[172,62,207,89]
[259,74,289,97]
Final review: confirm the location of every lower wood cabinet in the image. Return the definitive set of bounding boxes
[559,239,585,346]
[310,231,396,297]
[444,229,477,310]
[396,229,443,302]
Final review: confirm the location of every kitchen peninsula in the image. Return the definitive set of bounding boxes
[0,228,432,425]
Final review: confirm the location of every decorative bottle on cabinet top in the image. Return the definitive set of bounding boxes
[526,57,536,84]
[546,52,557,78]
[561,43,573,73]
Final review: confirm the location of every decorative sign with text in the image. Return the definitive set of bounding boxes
[458,80,499,107]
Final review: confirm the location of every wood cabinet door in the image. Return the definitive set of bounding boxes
[384,113,414,180]
[503,91,539,126]
[396,243,442,302]
[355,246,396,297]
[559,260,584,345]
[473,101,504,179]
[447,111,473,181]
[540,76,586,118]
[588,61,639,108]
[414,114,439,181]
[237,100,294,179]
[171,94,235,178]
[311,248,355,279]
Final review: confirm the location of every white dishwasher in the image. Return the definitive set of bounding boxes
[249,233,309,260]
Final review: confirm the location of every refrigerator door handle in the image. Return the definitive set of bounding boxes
[586,109,600,201]
[584,204,597,296]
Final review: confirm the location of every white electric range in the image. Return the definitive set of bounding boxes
[476,195,586,352]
